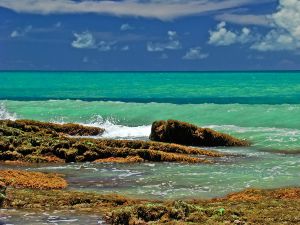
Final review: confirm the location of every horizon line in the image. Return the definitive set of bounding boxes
[1,70,300,73]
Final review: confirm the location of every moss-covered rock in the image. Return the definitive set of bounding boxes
[150,120,249,147]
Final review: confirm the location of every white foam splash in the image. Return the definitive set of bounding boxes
[0,102,16,120]
[85,116,151,140]
[101,123,151,139]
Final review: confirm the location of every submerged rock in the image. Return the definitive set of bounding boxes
[150,120,249,147]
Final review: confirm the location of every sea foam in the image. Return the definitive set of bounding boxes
[0,103,16,120]
[85,116,151,140]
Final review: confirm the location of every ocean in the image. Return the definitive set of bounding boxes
[0,71,300,200]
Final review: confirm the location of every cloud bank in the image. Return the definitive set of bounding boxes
[0,0,271,20]
[252,0,300,51]
[210,0,300,52]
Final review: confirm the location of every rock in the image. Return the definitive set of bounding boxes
[0,181,6,206]
[149,120,249,147]
[1,119,104,136]
[94,156,144,163]
[0,119,226,164]
[0,170,67,190]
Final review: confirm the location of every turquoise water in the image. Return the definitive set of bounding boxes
[1,72,300,104]
[0,71,300,202]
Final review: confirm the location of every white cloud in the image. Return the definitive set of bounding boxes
[182,47,208,60]
[208,22,253,46]
[209,0,300,51]
[251,0,300,51]
[72,32,97,49]
[160,53,169,59]
[98,41,114,51]
[10,30,19,38]
[71,31,116,51]
[147,30,181,52]
[215,13,271,26]
[121,45,130,51]
[54,22,62,28]
[0,0,272,21]
[10,25,32,38]
[120,23,134,31]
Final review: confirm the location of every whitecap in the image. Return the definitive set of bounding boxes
[0,102,16,120]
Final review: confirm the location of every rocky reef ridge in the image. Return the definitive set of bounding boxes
[0,119,225,164]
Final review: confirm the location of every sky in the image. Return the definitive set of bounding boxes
[0,0,300,71]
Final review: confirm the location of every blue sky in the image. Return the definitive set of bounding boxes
[0,0,300,71]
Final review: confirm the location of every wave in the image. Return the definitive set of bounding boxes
[80,118,300,151]
[1,96,300,105]
[206,124,300,151]
[2,99,300,129]
[0,103,16,120]
[84,116,151,140]
[1,100,300,151]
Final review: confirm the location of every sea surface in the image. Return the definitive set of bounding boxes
[0,71,300,224]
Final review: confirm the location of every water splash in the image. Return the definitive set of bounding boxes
[0,102,16,120]
[85,115,151,140]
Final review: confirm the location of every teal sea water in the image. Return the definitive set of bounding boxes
[0,71,300,203]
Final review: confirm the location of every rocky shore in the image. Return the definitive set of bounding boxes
[0,170,299,225]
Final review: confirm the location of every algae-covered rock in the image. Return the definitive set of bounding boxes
[0,170,67,190]
[2,187,300,224]
[150,120,249,147]
[0,181,6,207]
[94,156,144,163]
[1,120,104,136]
[0,119,225,164]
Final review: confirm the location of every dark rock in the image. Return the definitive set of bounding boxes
[150,120,249,147]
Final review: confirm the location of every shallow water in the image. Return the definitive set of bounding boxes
[1,146,299,200]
